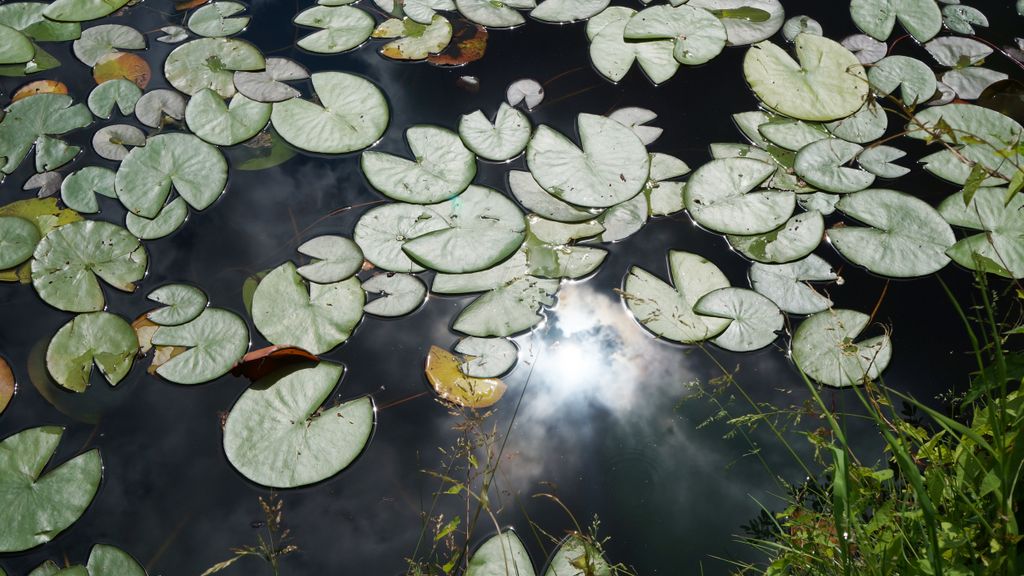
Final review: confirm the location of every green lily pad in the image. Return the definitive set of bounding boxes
[794,139,875,193]
[0,426,101,553]
[868,56,936,107]
[31,220,147,313]
[88,79,142,119]
[621,251,731,344]
[782,15,822,42]
[942,4,987,35]
[828,188,954,277]
[164,37,265,98]
[467,530,535,576]
[92,124,145,162]
[252,262,364,355]
[527,113,650,209]
[150,308,250,385]
[759,119,829,152]
[43,0,129,22]
[907,104,1023,182]
[455,337,518,378]
[0,216,40,269]
[184,89,271,146]
[694,287,783,352]
[543,535,612,576]
[147,284,208,326]
[825,101,887,144]
[598,193,647,242]
[924,37,991,68]
[0,42,58,77]
[297,235,363,284]
[455,0,529,29]
[523,217,607,279]
[727,209,824,264]
[943,67,1007,101]
[374,15,452,60]
[46,312,137,392]
[188,2,250,38]
[0,93,91,175]
[507,170,598,223]
[749,255,837,315]
[233,57,307,103]
[743,35,869,122]
[354,203,446,273]
[684,157,794,235]
[73,24,144,66]
[362,273,427,317]
[0,24,35,65]
[530,0,608,24]
[362,125,476,203]
[857,145,908,178]
[849,0,941,42]
[402,185,526,274]
[271,71,389,154]
[86,544,146,576]
[459,104,531,162]
[125,197,189,241]
[294,5,374,53]
[792,308,892,387]
[687,0,784,46]
[135,89,186,128]
[623,4,726,65]
[0,3,81,41]
[223,361,374,488]
[587,6,678,85]
[115,133,228,218]
[919,149,1002,187]
[938,187,1024,278]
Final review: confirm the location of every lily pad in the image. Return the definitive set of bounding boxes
[362,125,476,203]
[684,157,794,235]
[943,67,1008,101]
[223,361,374,488]
[73,24,144,66]
[0,3,81,42]
[294,5,374,54]
[727,210,824,264]
[150,308,250,385]
[507,78,544,109]
[694,287,783,352]
[743,35,869,122]
[354,203,445,273]
[271,71,389,154]
[426,345,507,407]
[86,544,146,576]
[749,255,837,315]
[857,145,909,178]
[374,16,452,60]
[530,0,608,24]
[459,104,531,162]
[924,37,992,68]
[587,6,678,84]
[687,0,784,46]
[188,2,250,38]
[252,262,364,355]
[621,251,731,344]
[783,15,822,41]
[115,133,228,218]
[598,193,647,242]
[0,24,34,65]
[527,113,650,208]
[467,530,535,576]
[0,426,101,553]
[507,170,598,223]
[233,57,307,103]
[46,312,137,392]
[794,139,875,193]
[87,79,141,119]
[164,37,265,98]
[841,33,886,64]
[791,308,892,387]
[32,220,147,313]
[456,0,529,29]
[362,273,427,317]
[758,118,829,151]
[185,89,271,146]
[297,235,363,284]
[938,187,1024,278]
[0,93,91,175]
[43,0,130,22]
[0,216,41,270]
[147,284,208,326]
[907,104,1023,182]
[135,89,186,128]
[543,535,612,576]
[92,124,145,161]
[942,4,987,35]
[849,0,942,42]
[455,337,518,378]
[623,4,726,65]
[125,197,189,240]
[868,56,936,107]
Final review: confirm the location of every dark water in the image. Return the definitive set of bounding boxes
[0,1,1019,574]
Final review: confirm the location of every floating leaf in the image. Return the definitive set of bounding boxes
[506,78,544,109]
[942,4,987,35]
[362,273,427,317]
[233,57,307,103]
[134,89,186,128]
[0,357,13,415]
[938,187,1024,278]
[749,255,837,315]
[685,157,794,234]
[907,104,1023,182]
[623,4,726,65]
[86,544,146,576]
[587,6,678,84]
[58,166,113,214]
[857,145,909,178]
[157,25,187,44]
[943,67,1008,101]
[849,0,941,42]
[758,118,828,151]
[354,203,445,272]
[530,0,608,24]
[43,0,130,22]
[687,0,784,46]
[524,217,607,278]
[0,216,40,270]
[297,235,363,284]
[924,37,992,68]
[868,56,936,107]
[743,35,868,122]
[375,15,452,60]
[426,345,507,407]
[0,3,80,42]
[455,337,517,378]
[125,197,189,240]
[459,104,531,162]
[609,107,661,145]
[46,312,137,392]
[147,284,207,326]
[792,308,892,387]
[88,79,141,119]
[164,37,264,97]
[466,530,535,576]
[92,124,145,161]
[0,94,91,175]
[694,287,782,352]
[0,426,101,553]
[794,139,875,193]
[598,193,647,242]
[92,52,151,89]
[427,18,487,66]
[456,0,530,29]
[150,308,250,385]
[507,171,597,223]
[223,362,373,488]
[185,89,271,146]
[527,113,650,208]
[0,42,59,77]
[24,172,63,198]
[621,251,731,344]
[728,210,824,264]
[32,220,147,313]
[73,24,144,66]
[840,33,886,64]
[362,125,476,203]
[271,71,389,154]
[11,80,67,102]
[543,535,612,576]
[294,5,373,53]
[0,23,35,65]
[783,16,822,43]
[188,1,249,38]
[115,133,228,218]
[252,262,364,355]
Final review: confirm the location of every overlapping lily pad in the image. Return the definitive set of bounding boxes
[46,312,137,392]
[150,308,249,385]
[938,187,1024,278]
[184,89,271,146]
[749,255,837,315]
[362,273,427,317]
[164,37,265,98]
[0,93,91,175]
[363,125,476,203]
[294,5,374,54]
[684,157,794,235]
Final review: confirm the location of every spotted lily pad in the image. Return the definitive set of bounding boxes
[684,157,794,235]
[467,530,535,576]
[0,426,101,553]
[223,361,374,488]
[792,308,892,387]
[0,94,91,175]
[694,287,783,352]
[362,273,427,317]
[147,284,208,326]
[294,5,374,53]
[794,139,875,193]
[374,16,452,60]
[115,133,228,218]
[362,125,476,203]
[749,255,837,315]
[185,89,271,146]
[271,71,389,154]
[455,337,518,378]
[938,187,1024,278]
[727,210,824,264]
[46,312,137,392]
[164,37,265,98]
[297,235,363,284]
[150,308,250,385]
[252,262,364,355]
[32,220,147,313]
[459,104,531,162]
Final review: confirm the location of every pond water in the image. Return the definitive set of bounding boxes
[0,0,1020,574]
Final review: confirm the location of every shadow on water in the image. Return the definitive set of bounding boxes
[0,0,1019,574]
